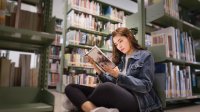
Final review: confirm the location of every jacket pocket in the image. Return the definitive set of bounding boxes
[128,62,144,76]
[131,62,144,69]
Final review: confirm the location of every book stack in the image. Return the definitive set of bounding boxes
[0,0,7,25]
[0,54,38,87]
[151,26,196,62]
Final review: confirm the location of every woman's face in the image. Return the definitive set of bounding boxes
[113,35,133,55]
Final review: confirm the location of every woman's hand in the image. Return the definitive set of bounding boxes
[101,64,119,78]
[86,56,102,75]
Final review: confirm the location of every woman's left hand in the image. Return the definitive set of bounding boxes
[101,65,119,78]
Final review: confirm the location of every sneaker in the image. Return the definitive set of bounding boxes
[63,100,77,111]
[90,107,119,112]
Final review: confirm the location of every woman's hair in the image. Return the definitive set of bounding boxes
[112,27,143,65]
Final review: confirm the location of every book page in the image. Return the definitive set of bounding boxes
[85,46,116,72]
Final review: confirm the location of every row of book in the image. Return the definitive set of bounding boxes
[151,26,196,62]
[64,48,112,69]
[64,53,91,69]
[49,61,60,73]
[0,0,42,31]
[52,34,62,46]
[48,73,59,87]
[67,10,124,33]
[0,0,6,25]
[145,34,151,47]
[0,0,6,10]
[68,0,126,22]
[63,74,98,87]
[55,18,63,33]
[149,0,200,27]
[146,0,179,19]
[48,18,63,87]
[164,0,179,19]
[0,54,38,87]
[66,30,113,50]
[155,62,193,98]
[50,46,60,56]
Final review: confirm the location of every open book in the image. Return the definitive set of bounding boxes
[85,46,116,72]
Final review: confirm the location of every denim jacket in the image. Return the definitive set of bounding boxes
[98,50,162,112]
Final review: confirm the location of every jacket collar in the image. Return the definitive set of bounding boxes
[121,50,142,60]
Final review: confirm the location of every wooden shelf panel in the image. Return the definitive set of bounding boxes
[0,26,55,52]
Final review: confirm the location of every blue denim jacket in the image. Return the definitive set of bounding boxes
[98,50,162,112]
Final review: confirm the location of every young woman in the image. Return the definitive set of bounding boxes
[65,27,162,112]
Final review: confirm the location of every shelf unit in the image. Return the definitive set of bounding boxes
[127,0,200,108]
[0,26,53,52]
[0,25,55,111]
[58,0,133,92]
[149,45,200,69]
[48,18,63,88]
[145,1,200,39]
[0,0,55,111]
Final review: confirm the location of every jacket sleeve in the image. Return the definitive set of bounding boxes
[116,54,155,93]
[97,73,117,83]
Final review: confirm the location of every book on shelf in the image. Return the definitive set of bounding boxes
[151,26,196,62]
[0,57,11,87]
[84,46,116,72]
[0,54,38,87]
[63,74,97,87]
[155,62,193,98]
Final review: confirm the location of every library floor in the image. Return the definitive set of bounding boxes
[164,104,200,112]
[50,90,200,112]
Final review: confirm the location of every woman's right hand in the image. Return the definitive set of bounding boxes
[86,56,102,75]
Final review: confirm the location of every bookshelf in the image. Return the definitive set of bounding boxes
[0,26,55,111]
[58,0,133,92]
[48,18,63,89]
[127,0,200,108]
[145,1,200,39]
[0,0,55,111]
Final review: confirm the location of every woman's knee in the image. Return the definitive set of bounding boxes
[65,84,76,95]
[96,82,117,92]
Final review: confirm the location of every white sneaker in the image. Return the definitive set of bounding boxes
[90,107,119,112]
[63,99,77,111]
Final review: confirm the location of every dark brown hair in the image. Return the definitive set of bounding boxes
[112,27,143,65]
